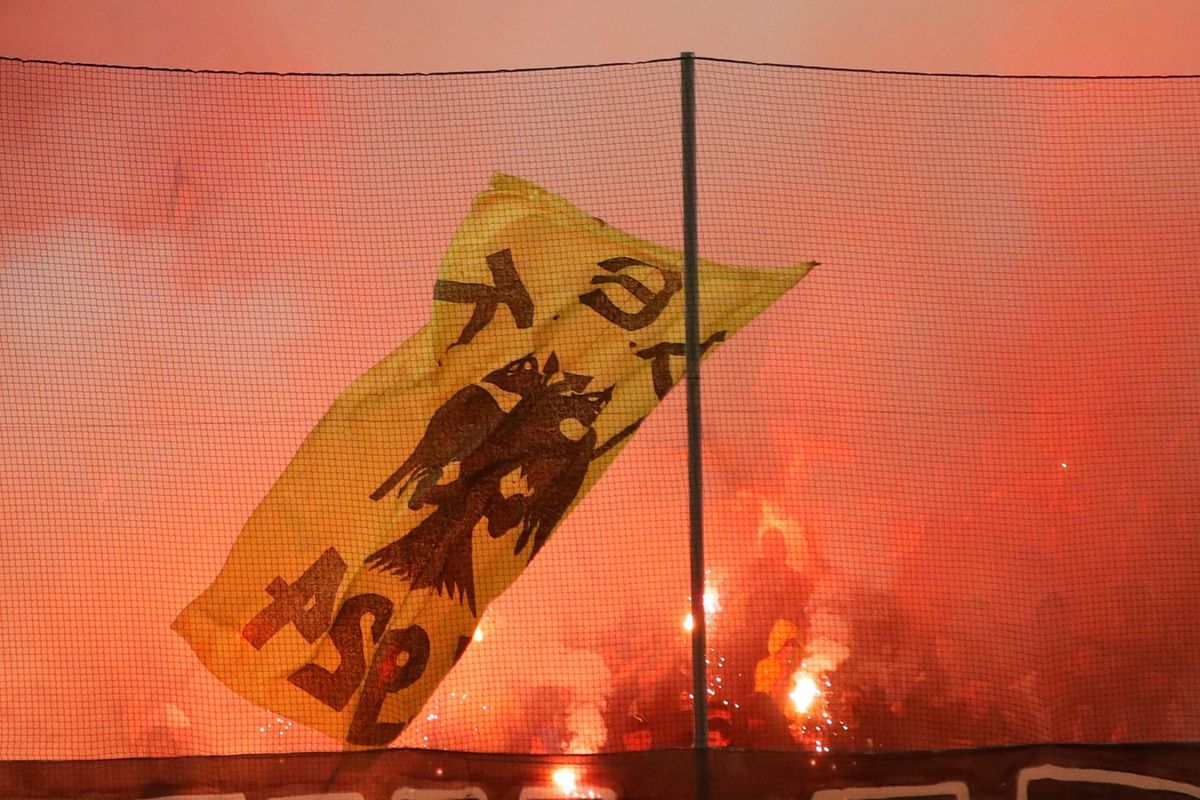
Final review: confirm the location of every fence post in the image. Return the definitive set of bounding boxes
[680,50,709,798]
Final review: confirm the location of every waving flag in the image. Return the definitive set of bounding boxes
[173,174,815,746]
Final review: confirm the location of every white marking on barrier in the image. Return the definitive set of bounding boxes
[810,780,969,800]
[1017,764,1200,799]
[392,787,488,800]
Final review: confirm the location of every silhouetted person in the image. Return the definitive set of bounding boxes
[707,716,732,748]
[738,692,796,749]
[754,619,804,708]
[723,527,812,700]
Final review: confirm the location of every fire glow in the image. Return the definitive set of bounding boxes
[682,587,721,632]
[789,671,821,715]
[547,766,608,799]
[552,767,578,795]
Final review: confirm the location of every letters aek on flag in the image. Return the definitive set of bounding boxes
[173,174,816,747]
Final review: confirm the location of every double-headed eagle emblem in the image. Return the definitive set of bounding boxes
[367,352,637,615]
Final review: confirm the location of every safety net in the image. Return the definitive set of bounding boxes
[1,54,1198,798]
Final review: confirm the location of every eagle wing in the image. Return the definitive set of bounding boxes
[370,383,505,503]
[511,431,596,558]
[366,479,496,616]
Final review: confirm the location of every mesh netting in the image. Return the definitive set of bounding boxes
[697,60,1200,752]
[1,55,1198,762]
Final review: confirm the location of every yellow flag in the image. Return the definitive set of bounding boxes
[174,174,815,747]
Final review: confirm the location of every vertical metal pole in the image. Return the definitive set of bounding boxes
[681,51,709,798]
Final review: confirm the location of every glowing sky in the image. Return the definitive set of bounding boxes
[2,0,1200,75]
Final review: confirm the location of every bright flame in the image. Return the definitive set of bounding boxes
[552,767,579,796]
[683,586,720,631]
[789,672,820,715]
[473,626,484,642]
[703,587,720,614]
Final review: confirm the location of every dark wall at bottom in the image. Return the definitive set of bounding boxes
[3,743,1200,800]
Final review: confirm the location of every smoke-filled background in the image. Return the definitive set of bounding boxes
[2,2,1200,761]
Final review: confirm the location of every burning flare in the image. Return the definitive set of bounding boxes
[552,767,579,795]
[789,671,821,715]
[682,587,720,631]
